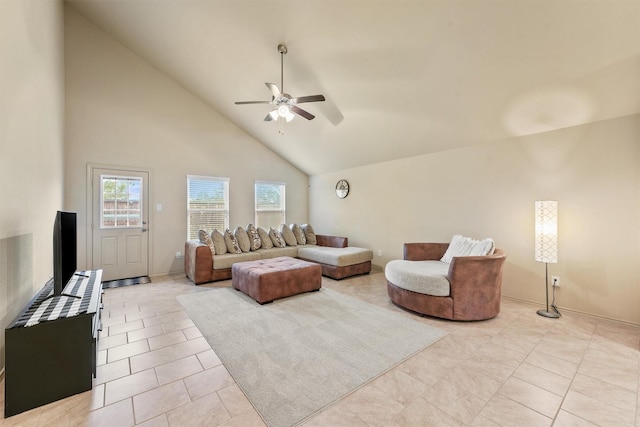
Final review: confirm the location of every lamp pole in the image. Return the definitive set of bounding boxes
[537,262,559,318]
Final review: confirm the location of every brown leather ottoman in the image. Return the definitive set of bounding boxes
[232,256,322,304]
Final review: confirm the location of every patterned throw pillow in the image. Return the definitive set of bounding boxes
[258,227,273,249]
[279,224,297,246]
[224,228,242,254]
[246,224,262,251]
[291,223,306,245]
[269,227,286,248]
[198,230,215,255]
[234,226,251,253]
[211,229,227,255]
[302,224,317,245]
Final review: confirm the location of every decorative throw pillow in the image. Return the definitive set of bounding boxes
[291,223,306,245]
[485,241,496,256]
[234,226,251,253]
[224,228,242,254]
[302,224,317,245]
[211,229,227,255]
[258,227,273,249]
[269,227,286,248]
[441,235,494,263]
[198,230,215,255]
[246,224,262,251]
[279,224,297,246]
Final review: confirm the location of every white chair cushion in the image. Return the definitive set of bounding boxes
[385,260,450,296]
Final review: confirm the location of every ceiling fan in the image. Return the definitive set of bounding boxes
[235,44,325,122]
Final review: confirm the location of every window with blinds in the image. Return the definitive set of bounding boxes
[255,181,286,229]
[187,175,229,240]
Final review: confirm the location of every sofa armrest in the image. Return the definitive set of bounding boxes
[316,234,348,248]
[185,240,213,284]
[403,243,449,261]
[447,249,506,311]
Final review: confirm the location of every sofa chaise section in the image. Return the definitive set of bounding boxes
[297,235,373,280]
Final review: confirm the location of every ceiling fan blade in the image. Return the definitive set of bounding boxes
[316,97,344,126]
[290,105,315,120]
[264,112,274,121]
[235,100,271,105]
[265,83,281,98]
[292,94,325,104]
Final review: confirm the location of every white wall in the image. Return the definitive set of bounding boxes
[310,115,640,325]
[64,6,308,277]
[0,0,65,371]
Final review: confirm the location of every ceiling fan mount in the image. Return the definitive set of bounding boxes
[235,44,325,122]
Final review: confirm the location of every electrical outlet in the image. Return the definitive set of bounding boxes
[377,249,382,257]
[551,276,560,287]
[176,251,182,259]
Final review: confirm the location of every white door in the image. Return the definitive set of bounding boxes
[91,167,149,281]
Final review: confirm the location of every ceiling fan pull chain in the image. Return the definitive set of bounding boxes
[278,116,285,135]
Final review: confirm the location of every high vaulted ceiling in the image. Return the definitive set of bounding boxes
[66,0,640,175]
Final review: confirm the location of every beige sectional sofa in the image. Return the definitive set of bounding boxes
[185,224,373,284]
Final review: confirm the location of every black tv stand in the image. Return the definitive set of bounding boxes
[4,270,103,417]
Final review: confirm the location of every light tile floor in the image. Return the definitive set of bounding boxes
[1,269,639,426]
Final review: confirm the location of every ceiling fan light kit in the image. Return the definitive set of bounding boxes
[235,44,325,129]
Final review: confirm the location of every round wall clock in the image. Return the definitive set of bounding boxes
[335,179,350,198]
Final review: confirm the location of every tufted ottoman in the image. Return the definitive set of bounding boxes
[232,256,322,304]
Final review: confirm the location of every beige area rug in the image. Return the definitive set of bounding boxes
[177,287,445,427]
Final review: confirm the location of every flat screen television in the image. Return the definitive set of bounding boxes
[53,210,77,296]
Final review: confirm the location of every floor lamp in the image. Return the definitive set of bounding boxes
[535,200,560,318]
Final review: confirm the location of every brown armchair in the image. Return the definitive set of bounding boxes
[386,243,506,321]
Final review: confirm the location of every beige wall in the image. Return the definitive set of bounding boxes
[63,6,308,277]
[0,0,65,371]
[310,115,640,325]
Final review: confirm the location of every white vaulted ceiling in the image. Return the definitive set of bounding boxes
[66,0,640,175]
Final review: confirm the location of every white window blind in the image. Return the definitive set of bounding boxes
[187,175,229,239]
[255,181,285,229]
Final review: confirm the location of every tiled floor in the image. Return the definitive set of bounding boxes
[1,269,639,426]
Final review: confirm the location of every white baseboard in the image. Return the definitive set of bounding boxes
[501,295,640,327]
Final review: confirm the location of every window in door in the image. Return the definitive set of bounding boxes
[100,175,143,228]
[187,175,229,239]
[255,181,286,229]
